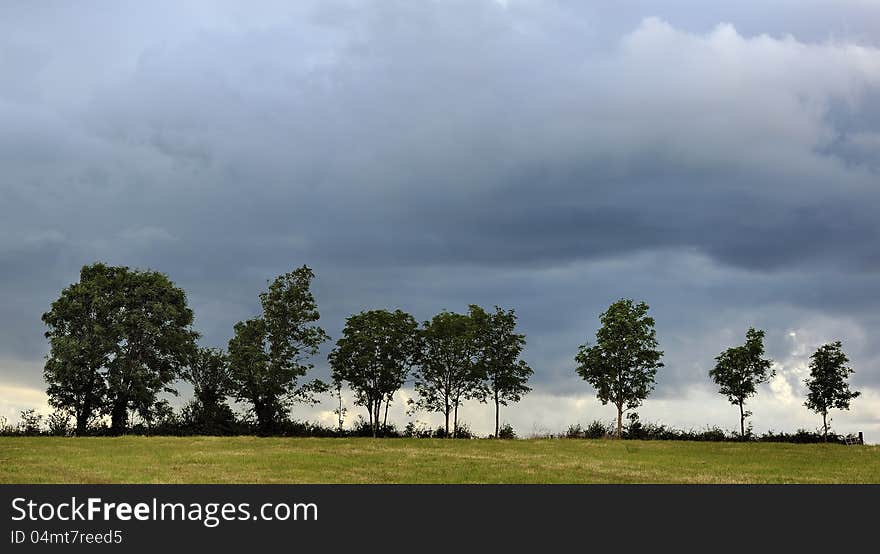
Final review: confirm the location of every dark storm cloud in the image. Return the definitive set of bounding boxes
[1,1,879,431]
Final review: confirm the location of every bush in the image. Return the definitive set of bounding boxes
[565,421,612,439]
[17,409,44,435]
[403,421,433,438]
[497,423,516,439]
[453,422,474,439]
[47,410,73,436]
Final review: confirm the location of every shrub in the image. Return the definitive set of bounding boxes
[17,409,44,435]
[47,410,73,436]
[497,423,516,439]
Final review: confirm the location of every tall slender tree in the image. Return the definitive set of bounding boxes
[804,341,860,441]
[469,305,532,438]
[413,311,482,438]
[227,266,329,434]
[575,299,664,438]
[709,327,773,439]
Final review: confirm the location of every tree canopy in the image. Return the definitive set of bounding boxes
[43,263,198,434]
[804,341,860,440]
[227,266,329,434]
[709,327,773,438]
[575,299,664,438]
[329,309,420,437]
[413,310,483,437]
[469,305,532,438]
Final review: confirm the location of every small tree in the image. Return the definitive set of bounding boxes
[575,299,664,438]
[227,266,329,434]
[332,376,347,433]
[413,311,482,438]
[469,305,532,438]
[329,309,420,437]
[709,327,773,439]
[182,347,235,433]
[804,341,860,441]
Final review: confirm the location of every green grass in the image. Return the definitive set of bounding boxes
[1,437,878,484]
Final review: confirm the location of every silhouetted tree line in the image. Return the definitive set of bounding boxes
[35,263,861,442]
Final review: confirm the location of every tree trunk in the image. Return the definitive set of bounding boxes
[453,403,459,439]
[739,401,745,440]
[616,406,623,439]
[110,397,128,435]
[444,395,450,438]
[373,399,381,438]
[822,412,828,442]
[494,390,500,438]
[382,396,390,437]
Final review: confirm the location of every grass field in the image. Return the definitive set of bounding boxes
[1,437,878,484]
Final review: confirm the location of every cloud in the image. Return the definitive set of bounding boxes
[0,1,878,437]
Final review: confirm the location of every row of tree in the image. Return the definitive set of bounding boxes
[42,263,860,440]
[330,306,533,438]
[574,299,860,440]
[42,263,533,437]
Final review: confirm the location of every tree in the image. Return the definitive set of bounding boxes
[329,309,420,437]
[227,266,329,434]
[182,347,235,433]
[469,305,532,438]
[413,311,482,438]
[42,263,120,434]
[43,263,198,435]
[709,327,773,439]
[804,341,860,441]
[105,268,199,433]
[575,299,664,438]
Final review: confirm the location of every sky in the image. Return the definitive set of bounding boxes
[2,0,880,439]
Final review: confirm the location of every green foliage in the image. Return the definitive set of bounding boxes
[412,311,483,437]
[496,423,517,439]
[47,410,73,437]
[567,421,612,439]
[803,341,860,440]
[227,266,329,434]
[709,327,773,438]
[42,263,198,435]
[181,347,236,433]
[468,305,532,437]
[329,309,420,436]
[42,263,119,434]
[575,299,664,438]
[17,409,44,435]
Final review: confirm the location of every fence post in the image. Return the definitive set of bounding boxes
[858,432,864,445]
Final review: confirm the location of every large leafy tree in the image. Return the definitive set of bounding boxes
[469,305,532,438]
[709,327,773,439]
[227,266,329,434]
[575,299,664,438]
[182,347,236,433]
[105,268,199,433]
[42,263,121,434]
[43,263,198,435]
[804,341,860,441]
[329,309,420,437]
[413,311,482,438]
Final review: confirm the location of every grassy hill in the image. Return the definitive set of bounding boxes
[1,436,877,484]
